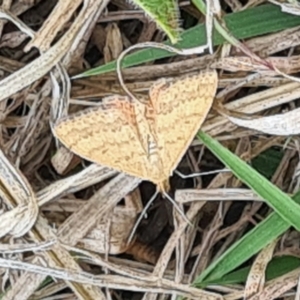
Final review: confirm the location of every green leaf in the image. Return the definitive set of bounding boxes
[75,4,300,78]
[203,256,300,286]
[131,0,181,44]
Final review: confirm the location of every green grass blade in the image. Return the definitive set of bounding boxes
[131,0,181,44]
[75,4,300,78]
[198,131,300,230]
[194,191,300,284]
[203,256,300,286]
[193,131,300,284]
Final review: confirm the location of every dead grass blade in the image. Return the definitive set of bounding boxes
[0,150,38,237]
[203,81,300,137]
[249,268,300,300]
[5,173,140,300]
[227,106,300,135]
[244,239,278,298]
[0,256,224,299]
[0,0,109,103]
[175,188,263,203]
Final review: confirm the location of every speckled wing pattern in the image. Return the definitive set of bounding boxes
[148,70,218,179]
[53,96,155,181]
[53,70,218,189]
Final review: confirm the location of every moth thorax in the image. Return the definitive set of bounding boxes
[148,139,158,154]
[146,139,160,163]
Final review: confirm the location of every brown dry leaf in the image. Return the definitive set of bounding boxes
[0,150,38,238]
[24,0,83,52]
[244,239,278,298]
[103,23,123,63]
[212,56,300,75]
[249,268,300,300]
[199,81,300,138]
[0,31,28,48]
[78,188,143,255]
[175,188,263,203]
[51,146,81,175]
[227,106,300,135]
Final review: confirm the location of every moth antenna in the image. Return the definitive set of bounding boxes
[116,42,208,102]
[126,189,159,245]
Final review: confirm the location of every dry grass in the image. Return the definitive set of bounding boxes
[0,0,300,299]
